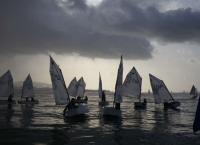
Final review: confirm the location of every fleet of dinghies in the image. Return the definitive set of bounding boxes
[1,55,200,133]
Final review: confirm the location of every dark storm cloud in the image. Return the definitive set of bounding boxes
[0,0,200,59]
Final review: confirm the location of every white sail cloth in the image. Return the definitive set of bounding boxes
[21,74,35,98]
[114,56,123,103]
[49,56,70,105]
[0,70,14,98]
[98,73,103,99]
[149,74,173,104]
[122,67,142,99]
[77,77,86,97]
[68,77,78,97]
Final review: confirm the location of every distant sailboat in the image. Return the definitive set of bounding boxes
[98,73,108,106]
[68,77,78,97]
[193,97,200,133]
[18,74,39,104]
[77,77,86,98]
[190,85,199,99]
[122,67,146,109]
[149,74,180,109]
[49,56,88,117]
[103,56,123,117]
[0,70,15,104]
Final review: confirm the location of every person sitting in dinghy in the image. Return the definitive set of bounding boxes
[84,96,88,102]
[8,94,13,103]
[63,98,77,113]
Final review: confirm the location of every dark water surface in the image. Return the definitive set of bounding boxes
[0,89,200,145]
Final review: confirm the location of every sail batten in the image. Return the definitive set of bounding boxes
[0,70,14,98]
[49,56,70,105]
[21,74,34,98]
[149,74,174,104]
[114,56,123,103]
[122,67,142,100]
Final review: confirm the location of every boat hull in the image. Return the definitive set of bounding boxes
[102,107,121,117]
[18,100,39,104]
[0,100,16,104]
[64,104,89,117]
[134,102,146,109]
[164,101,180,109]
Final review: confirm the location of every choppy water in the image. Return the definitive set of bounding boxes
[0,89,200,145]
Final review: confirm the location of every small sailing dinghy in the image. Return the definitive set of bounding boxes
[0,70,15,104]
[122,67,146,109]
[18,74,39,104]
[49,56,88,117]
[103,56,123,117]
[98,73,109,106]
[190,85,199,99]
[193,96,200,133]
[149,74,180,110]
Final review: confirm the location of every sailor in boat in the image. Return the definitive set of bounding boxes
[84,95,88,102]
[8,94,13,103]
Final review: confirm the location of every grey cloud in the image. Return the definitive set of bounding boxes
[1,0,200,60]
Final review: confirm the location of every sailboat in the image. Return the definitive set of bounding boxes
[190,85,199,99]
[98,73,109,106]
[18,74,39,104]
[122,67,146,109]
[102,56,123,117]
[149,74,180,109]
[49,56,88,117]
[0,70,15,104]
[193,96,200,133]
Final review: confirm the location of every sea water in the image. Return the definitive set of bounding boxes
[0,89,199,145]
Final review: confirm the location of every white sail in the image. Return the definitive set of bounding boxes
[122,67,142,99]
[49,56,70,105]
[0,70,14,98]
[77,77,86,97]
[21,74,35,98]
[98,73,103,99]
[68,77,78,97]
[149,74,174,104]
[114,56,123,103]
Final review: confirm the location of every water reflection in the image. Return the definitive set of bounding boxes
[20,104,34,127]
[6,103,14,127]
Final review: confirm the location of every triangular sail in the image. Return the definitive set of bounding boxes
[0,70,14,98]
[114,56,123,103]
[77,77,86,97]
[21,74,35,98]
[193,97,200,133]
[149,74,174,104]
[49,56,70,105]
[122,67,142,100]
[190,85,198,98]
[98,73,103,99]
[68,77,78,97]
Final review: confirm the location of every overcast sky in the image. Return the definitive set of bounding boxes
[1,0,200,92]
